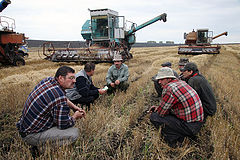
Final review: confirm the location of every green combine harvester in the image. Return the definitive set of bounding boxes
[42,8,167,63]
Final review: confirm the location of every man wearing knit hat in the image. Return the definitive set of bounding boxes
[178,58,189,81]
[149,67,204,147]
[182,62,216,121]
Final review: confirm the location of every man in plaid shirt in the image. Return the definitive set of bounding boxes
[17,66,86,157]
[149,67,204,147]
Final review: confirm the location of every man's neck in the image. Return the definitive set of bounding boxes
[115,64,122,69]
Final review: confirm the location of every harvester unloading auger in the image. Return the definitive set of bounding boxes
[42,9,167,63]
[178,29,228,55]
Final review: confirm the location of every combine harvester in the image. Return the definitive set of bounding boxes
[178,29,228,55]
[0,0,28,66]
[42,9,167,63]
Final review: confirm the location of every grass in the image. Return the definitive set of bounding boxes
[0,44,239,159]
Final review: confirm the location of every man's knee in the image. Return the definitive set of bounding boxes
[119,81,129,91]
[93,94,99,100]
[150,112,163,122]
[69,127,79,142]
[150,112,164,129]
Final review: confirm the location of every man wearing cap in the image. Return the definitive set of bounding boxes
[182,62,216,121]
[149,67,204,147]
[152,62,179,97]
[178,58,189,81]
[106,54,129,94]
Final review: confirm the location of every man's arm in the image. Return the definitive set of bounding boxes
[67,99,82,112]
[54,100,86,129]
[72,110,86,120]
[75,76,99,97]
[53,103,75,129]
[157,89,175,116]
[118,65,129,82]
[106,66,113,84]
[67,99,86,118]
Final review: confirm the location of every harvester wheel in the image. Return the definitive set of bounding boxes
[13,55,25,66]
[42,42,55,57]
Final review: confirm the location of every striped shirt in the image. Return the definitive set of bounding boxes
[17,77,75,134]
[157,79,204,122]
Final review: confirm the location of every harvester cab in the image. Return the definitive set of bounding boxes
[184,29,214,45]
[81,9,126,47]
[42,9,167,63]
[81,8,167,57]
[179,29,228,55]
[197,29,212,44]
[0,0,27,66]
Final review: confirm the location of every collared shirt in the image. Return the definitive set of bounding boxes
[106,63,129,84]
[17,77,75,134]
[157,79,204,122]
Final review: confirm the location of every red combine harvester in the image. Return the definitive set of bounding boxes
[0,0,27,66]
[178,29,228,55]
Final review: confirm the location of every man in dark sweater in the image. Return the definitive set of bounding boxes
[182,62,217,121]
[66,63,106,110]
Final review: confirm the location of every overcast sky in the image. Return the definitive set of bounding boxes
[1,0,239,43]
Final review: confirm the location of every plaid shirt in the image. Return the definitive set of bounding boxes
[157,79,204,122]
[17,77,75,134]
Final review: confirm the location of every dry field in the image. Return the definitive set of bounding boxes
[0,45,239,159]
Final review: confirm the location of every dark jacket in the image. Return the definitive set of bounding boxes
[186,72,217,117]
[66,70,99,100]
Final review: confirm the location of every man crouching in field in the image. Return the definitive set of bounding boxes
[149,67,204,147]
[17,66,86,158]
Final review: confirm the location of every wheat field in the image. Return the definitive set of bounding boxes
[0,45,239,159]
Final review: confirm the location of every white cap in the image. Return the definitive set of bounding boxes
[113,53,123,61]
[155,67,176,80]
